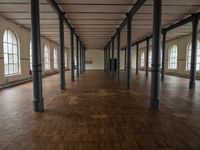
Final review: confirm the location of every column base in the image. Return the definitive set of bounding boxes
[189,81,195,89]
[161,75,165,81]
[150,98,160,110]
[60,83,66,90]
[33,99,44,112]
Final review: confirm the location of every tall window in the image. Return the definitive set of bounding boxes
[140,52,145,67]
[186,40,200,71]
[148,50,152,67]
[53,48,58,69]
[29,41,32,70]
[168,45,178,69]
[3,29,20,76]
[44,45,50,70]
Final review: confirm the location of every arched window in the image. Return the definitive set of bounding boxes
[168,45,178,69]
[3,29,20,76]
[186,40,200,71]
[29,41,32,70]
[44,45,50,70]
[53,48,58,69]
[148,50,152,67]
[140,52,145,67]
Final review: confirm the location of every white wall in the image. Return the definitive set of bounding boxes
[0,16,70,86]
[86,49,104,70]
[137,32,200,78]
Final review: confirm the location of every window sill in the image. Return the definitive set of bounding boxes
[5,73,22,77]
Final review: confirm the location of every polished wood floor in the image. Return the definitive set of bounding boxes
[0,70,200,150]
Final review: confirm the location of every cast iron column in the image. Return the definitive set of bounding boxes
[150,0,162,110]
[76,37,79,77]
[189,15,199,89]
[161,30,166,81]
[70,29,75,81]
[136,43,139,74]
[145,38,149,76]
[59,13,66,90]
[111,38,115,77]
[116,29,120,82]
[126,14,132,90]
[31,0,44,112]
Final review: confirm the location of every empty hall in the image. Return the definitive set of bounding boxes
[0,0,200,149]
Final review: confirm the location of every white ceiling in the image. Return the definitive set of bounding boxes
[0,0,199,50]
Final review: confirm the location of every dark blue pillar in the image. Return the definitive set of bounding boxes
[189,15,199,89]
[150,0,162,110]
[161,30,166,81]
[116,29,120,82]
[70,29,75,81]
[31,0,44,112]
[126,14,132,90]
[59,13,66,90]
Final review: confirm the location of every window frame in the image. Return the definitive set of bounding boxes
[168,44,178,70]
[140,52,145,67]
[3,29,21,76]
[53,48,58,69]
[44,44,51,71]
[186,40,200,71]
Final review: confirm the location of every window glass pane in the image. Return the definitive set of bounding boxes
[14,64,19,73]
[12,34,17,45]
[9,64,14,74]
[4,43,8,53]
[9,54,14,63]
[4,64,8,75]
[8,44,12,53]
[8,30,12,43]
[4,54,8,64]
[13,55,18,63]
[3,30,8,42]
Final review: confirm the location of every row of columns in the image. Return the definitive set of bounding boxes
[31,0,86,112]
[104,0,199,110]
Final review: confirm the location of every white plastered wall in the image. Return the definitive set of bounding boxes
[0,16,64,85]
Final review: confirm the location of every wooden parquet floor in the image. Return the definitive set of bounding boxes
[0,70,200,150]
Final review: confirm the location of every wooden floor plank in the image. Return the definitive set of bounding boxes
[0,70,200,150]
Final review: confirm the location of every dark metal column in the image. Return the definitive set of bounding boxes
[136,43,139,74]
[150,0,162,110]
[145,38,149,76]
[76,37,79,77]
[31,0,44,112]
[161,30,166,81]
[111,38,115,76]
[70,29,75,81]
[59,13,66,90]
[116,29,120,82]
[126,14,132,90]
[189,15,199,89]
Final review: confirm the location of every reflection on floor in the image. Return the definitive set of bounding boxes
[0,70,200,149]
